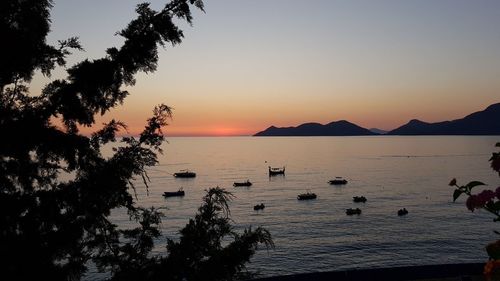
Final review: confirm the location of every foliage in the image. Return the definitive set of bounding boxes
[451,143,500,216]
[0,1,272,280]
[451,143,500,279]
[110,187,274,281]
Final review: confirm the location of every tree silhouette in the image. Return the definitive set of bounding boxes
[0,1,272,280]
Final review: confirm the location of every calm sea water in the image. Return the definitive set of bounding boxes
[98,136,500,278]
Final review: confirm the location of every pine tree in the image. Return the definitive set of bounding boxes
[0,1,272,280]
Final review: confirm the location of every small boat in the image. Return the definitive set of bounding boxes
[163,188,185,198]
[353,196,367,203]
[397,208,408,216]
[254,203,265,211]
[329,177,348,185]
[234,180,252,187]
[297,191,317,200]
[173,170,196,178]
[346,208,362,215]
[269,166,285,176]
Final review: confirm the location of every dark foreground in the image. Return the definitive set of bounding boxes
[253,263,484,281]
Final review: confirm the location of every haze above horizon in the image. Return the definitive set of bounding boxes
[33,0,500,136]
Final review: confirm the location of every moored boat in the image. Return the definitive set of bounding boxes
[397,208,408,216]
[329,177,347,185]
[173,170,196,178]
[163,188,185,197]
[269,166,285,176]
[234,180,252,187]
[346,208,362,215]
[254,203,265,210]
[353,196,367,203]
[297,191,317,200]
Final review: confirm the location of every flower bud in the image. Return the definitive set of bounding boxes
[449,178,457,186]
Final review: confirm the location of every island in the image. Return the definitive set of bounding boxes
[254,103,500,136]
[387,103,500,135]
[254,120,377,136]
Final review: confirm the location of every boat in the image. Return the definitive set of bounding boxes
[269,166,285,176]
[254,203,265,210]
[397,208,408,216]
[297,191,317,200]
[173,170,196,178]
[346,208,362,215]
[353,196,367,203]
[329,177,348,185]
[234,180,252,187]
[163,188,185,198]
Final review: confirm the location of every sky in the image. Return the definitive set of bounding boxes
[32,0,500,136]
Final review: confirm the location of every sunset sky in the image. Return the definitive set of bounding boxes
[33,0,500,136]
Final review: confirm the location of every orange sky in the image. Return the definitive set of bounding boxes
[36,1,500,136]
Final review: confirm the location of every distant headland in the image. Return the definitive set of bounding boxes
[254,120,376,136]
[254,103,500,136]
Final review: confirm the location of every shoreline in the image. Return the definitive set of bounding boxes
[252,263,484,281]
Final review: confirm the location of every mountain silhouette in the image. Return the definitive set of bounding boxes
[388,103,500,135]
[254,120,377,136]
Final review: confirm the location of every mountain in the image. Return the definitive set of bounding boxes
[388,103,500,135]
[369,128,388,135]
[254,103,500,136]
[254,120,377,136]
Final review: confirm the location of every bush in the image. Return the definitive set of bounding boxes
[451,142,500,279]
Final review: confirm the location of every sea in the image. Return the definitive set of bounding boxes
[91,136,500,279]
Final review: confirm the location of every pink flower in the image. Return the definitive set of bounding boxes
[467,190,496,211]
[478,190,496,204]
[466,195,480,211]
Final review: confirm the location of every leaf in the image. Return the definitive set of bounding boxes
[453,189,463,202]
[486,201,498,210]
[491,156,500,173]
[493,201,500,211]
[490,152,500,161]
[487,240,500,260]
[465,181,486,191]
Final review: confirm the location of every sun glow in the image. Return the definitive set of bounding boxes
[165,126,253,137]
[212,127,246,136]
